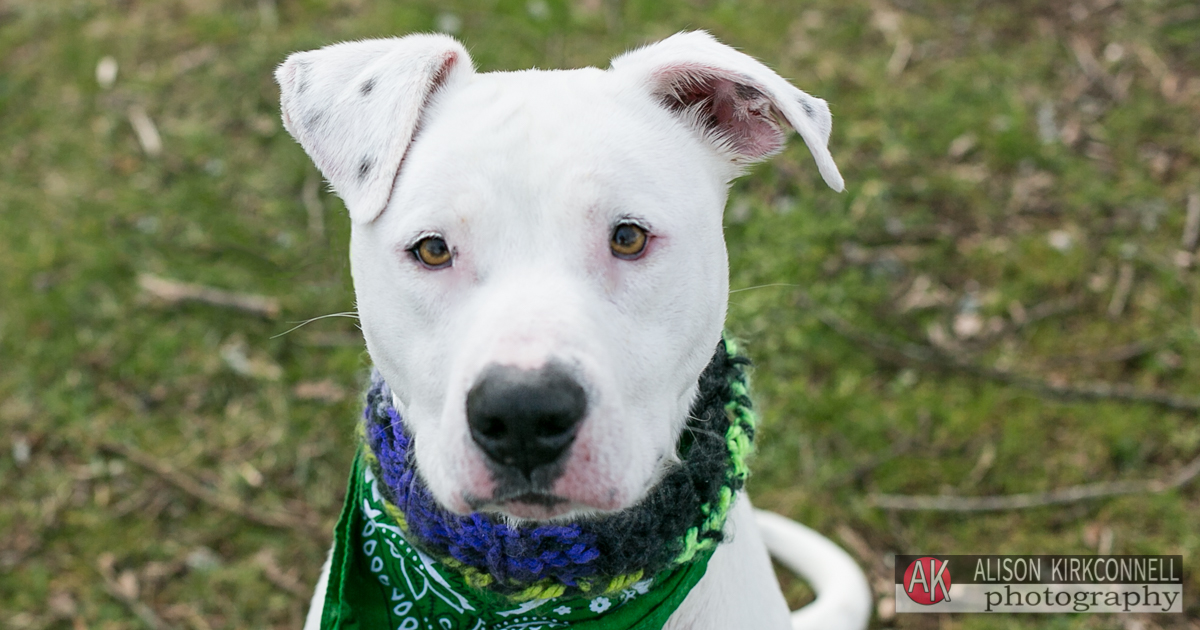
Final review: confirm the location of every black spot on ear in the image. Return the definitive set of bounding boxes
[358,157,374,181]
[799,98,815,117]
[360,78,376,96]
[303,109,325,129]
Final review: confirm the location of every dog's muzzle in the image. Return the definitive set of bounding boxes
[466,363,587,482]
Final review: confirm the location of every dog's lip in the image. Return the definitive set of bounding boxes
[502,491,567,507]
[471,489,567,509]
[497,497,579,520]
[468,490,590,520]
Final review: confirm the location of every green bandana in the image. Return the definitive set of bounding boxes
[319,454,714,630]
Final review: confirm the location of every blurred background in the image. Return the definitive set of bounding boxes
[2,0,1198,628]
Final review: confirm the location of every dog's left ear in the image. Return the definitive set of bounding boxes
[611,31,843,191]
[275,35,473,223]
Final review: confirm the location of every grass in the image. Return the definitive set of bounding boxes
[1,0,1198,628]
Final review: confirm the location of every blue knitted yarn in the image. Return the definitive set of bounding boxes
[365,383,602,587]
[362,338,755,599]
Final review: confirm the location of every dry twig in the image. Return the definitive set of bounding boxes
[1107,262,1134,318]
[138,273,280,318]
[1021,294,1084,327]
[887,38,912,77]
[100,442,324,538]
[98,553,174,630]
[1068,35,1127,101]
[127,106,163,157]
[869,452,1200,511]
[253,549,312,599]
[1183,192,1200,252]
[975,294,1084,345]
[1040,339,1158,366]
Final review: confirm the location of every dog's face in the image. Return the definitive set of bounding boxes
[351,69,734,519]
[277,32,842,521]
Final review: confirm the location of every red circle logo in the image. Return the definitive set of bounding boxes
[903,557,953,605]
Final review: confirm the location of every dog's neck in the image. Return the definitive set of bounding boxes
[360,336,757,602]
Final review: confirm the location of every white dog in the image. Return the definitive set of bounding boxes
[276,31,871,630]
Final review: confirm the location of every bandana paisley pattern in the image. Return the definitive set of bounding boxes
[318,453,712,629]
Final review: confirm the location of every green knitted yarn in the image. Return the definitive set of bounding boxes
[671,335,757,566]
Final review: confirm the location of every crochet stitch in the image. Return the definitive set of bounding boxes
[361,337,757,600]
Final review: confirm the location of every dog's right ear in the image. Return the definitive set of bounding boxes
[611,31,843,191]
[275,35,473,224]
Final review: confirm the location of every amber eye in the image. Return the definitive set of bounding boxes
[610,223,648,259]
[412,236,452,268]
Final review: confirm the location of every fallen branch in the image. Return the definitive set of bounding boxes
[1020,293,1084,327]
[975,293,1084,346]
[870,452,1200,511]
[798,294,1200,413]
[1040,339,1158,366]
[100,442,324,538]
[138,273,280,318]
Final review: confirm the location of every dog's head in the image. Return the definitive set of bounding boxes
[276,32,842,521]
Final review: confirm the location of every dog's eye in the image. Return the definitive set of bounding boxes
[610,223,648,259]
[411,236,452,269]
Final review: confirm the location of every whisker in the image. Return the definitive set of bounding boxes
[728,282,802,294]
[271,311,360,339]
[680,415,724,442]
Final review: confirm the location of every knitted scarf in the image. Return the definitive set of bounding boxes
[320,337,757,629]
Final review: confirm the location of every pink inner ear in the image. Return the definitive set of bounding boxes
[656,64,784,159]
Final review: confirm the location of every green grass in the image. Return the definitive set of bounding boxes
[2,0,1198,628]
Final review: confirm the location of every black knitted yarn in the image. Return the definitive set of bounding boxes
[586,339,753,573]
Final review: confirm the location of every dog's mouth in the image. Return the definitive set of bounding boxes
[467,490,581,520]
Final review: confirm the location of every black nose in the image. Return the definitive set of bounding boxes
[466,363,587,479]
